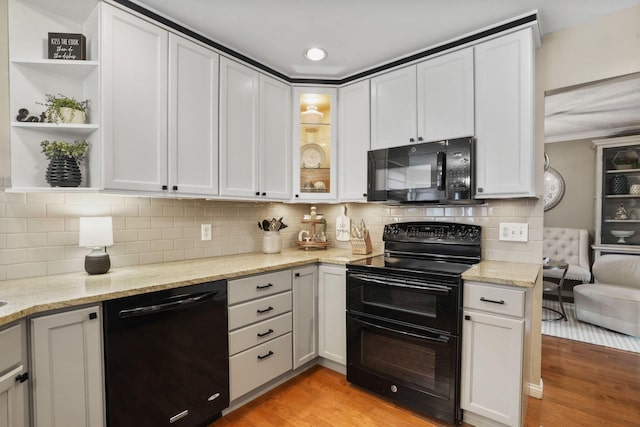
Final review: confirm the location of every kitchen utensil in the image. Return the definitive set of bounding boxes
[262,220,271,231]
[258,221,263,230]
[336,205,351,241]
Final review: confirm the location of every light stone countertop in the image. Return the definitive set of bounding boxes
[0,249,539,327]
[462,260,541,288]
[0,248,376,327]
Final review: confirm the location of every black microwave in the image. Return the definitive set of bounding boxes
[367,137,477,204]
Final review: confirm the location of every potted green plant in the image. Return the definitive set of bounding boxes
[39,94,89,124]
[40,139,89,187]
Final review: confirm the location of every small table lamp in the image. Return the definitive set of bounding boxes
[79,216,114,275]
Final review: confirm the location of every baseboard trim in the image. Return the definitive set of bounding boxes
[527,379,544,399]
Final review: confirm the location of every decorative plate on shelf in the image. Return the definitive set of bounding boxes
[543,167,565,211]
[301,143,325,168]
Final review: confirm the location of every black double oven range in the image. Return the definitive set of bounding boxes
[346,221,481,424]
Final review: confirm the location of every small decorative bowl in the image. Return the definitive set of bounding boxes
[610,230,635,243]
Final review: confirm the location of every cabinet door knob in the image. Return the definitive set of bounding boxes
[464,315,471,321]
[418,136,423,142]
[172,185,178,191]
[89,312,98,320]
[363,193,368,198]
[409,137,415,143]
[477,187,484,193]
[294,272,300,277]
[295,194,299,198]
[255,192,260,196]
[261,192,266,196]
[162,185,168,190]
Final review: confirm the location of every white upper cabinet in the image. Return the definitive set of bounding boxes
[102,4,220,196]
[370,66,417,150]
[219,58,260,198]
[8,0,101,190]
[101,3,168,192]
[417,48,474,142]
[259,75,292,200]
[168,33,219,196]
[474,29,535,198]
[293,86,338,201]
[370,47,474,150]
[338,80,370,202]
[220,58,291,200]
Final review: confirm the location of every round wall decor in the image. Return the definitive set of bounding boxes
[543,167,565,211]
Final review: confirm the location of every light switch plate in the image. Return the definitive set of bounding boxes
[499,222,528,242]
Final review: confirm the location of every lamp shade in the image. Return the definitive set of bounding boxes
[79,217,113,248]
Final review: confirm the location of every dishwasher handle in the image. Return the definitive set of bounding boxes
[118,291,219,318]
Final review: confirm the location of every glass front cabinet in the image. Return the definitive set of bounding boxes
[292,87,337,201]
[593,135,640,258]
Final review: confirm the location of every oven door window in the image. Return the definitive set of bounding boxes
[348,314,457,400]
[348,272,458,334]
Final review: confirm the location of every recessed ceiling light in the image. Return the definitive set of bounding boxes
[304,47,327,62]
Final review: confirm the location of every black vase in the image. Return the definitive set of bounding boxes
[609,174,628,195]
[46,155,82,187]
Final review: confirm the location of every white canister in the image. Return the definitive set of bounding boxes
[262,231,281,254]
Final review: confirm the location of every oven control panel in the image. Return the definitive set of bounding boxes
[384,222,481,243]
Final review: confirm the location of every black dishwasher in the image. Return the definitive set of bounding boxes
[103,280,229,426]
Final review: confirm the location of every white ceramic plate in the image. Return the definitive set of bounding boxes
[301,143,325,168]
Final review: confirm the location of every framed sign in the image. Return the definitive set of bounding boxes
[48,33,86,60]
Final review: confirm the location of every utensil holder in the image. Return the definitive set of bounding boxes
[262,231,281,254]
[351,230,372,255]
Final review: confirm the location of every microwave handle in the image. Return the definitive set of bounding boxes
[436,151,446,191]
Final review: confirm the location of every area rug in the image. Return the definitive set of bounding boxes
[542,299,640,354]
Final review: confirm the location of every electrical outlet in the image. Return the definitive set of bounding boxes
[201,224,212,241]
[499,222,528,242]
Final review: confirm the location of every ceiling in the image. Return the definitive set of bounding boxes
[132,0,640,80]
[545,73,640,143]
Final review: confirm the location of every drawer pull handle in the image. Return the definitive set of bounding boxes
[256,283,274,290]
[257,306,274,314]
[257,350,274,360]
[480,297,505,305]
[257,328,274,337]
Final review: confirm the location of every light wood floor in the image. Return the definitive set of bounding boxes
[215,336,640,426]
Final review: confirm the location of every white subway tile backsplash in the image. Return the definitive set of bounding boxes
[27,218,65,233]
[0,190,542,280]
[6,262,47,280]
[6,233,47,248]
[6,203,45,218]
[28,247,65,262]
[0,249,27,265]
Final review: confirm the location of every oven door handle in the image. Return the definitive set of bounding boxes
[357,317,450,344]
[118,291,219,318]
[349,273,451,295]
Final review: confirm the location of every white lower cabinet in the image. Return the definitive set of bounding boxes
[318,264,346,365]
[0,322,28,427]
[461,281,525,427]
[292,266,318,369]
[30,306,104,427]
[227,270,293,401]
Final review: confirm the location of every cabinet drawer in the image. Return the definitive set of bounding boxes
[229,312,292,356]
[0,323,22,372]
[228,270,292,304]
[229,332,292,401]
[464,282,525,318]
[228,291,292,330]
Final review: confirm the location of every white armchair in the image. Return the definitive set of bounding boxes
[543,227,591,283]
